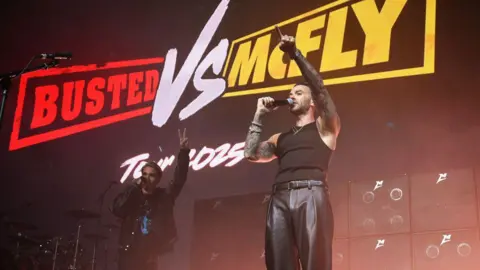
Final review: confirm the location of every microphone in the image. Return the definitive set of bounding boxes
[36,52,72,60]
[265,98,294,107]
[134,176,147,185]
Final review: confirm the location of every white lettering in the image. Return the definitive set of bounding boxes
[160,155,175,171]
[210,252,219,261]
[225,142,245,167]
[373,180,383,191]
[119,153,150,183]
[191,146,216,170]
[188,149,196,158]
[151,0,230,127]
[209,143,232,167]
[440,234,451,246]
[133,161,147,179]
[118,140,245,183]
[375,239,385,250]
[436,173,448,184]
[262,195,271,204]
[213,200,222,209]
[181,38,229,120]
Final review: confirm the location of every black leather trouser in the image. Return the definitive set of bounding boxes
[265,180,334,270]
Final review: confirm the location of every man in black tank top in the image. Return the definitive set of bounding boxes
[243,27,341,270]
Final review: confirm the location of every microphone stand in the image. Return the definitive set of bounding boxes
[0,60,59,131]
[94,182,116,270]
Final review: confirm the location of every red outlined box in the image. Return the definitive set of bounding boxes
[9,57,164,151]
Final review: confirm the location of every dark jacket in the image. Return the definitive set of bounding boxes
[111,148,190,255]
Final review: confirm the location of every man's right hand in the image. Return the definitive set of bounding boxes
[134,177,144,188]
[256,97,276,115]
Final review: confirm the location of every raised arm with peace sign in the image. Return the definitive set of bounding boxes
[178,128,189,149]
[167,127,191,200]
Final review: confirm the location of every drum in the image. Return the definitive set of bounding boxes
[34,238,85,270]
[35,239,56,270]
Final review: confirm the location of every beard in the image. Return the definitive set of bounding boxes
[289,103,308,115]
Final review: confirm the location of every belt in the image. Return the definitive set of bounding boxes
[272,180,326,192]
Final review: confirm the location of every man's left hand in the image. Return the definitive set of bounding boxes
[279,34,297,56]
[178,128,189,149]
[274,25,297,56]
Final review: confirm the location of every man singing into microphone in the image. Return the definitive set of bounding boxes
[111,129,190,270]
[244,27,341,270]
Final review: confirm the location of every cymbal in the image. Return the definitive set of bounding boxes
[5,221,37,231]
[8,234,39,246]
[84,233,108,241]
[31,234,54,242]
[65,209,101,219]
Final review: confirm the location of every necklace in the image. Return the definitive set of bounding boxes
[292,125,305,135]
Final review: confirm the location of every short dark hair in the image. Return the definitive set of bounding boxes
[294,81,310,88]
[142,161,163,177]
[294,81,314,96]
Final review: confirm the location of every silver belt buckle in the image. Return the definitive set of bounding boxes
[287,182,294,190]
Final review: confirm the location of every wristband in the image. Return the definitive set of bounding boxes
[249,123,262,133]
[251,121,263,127]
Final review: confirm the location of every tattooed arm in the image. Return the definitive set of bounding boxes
[291,49,340,135]
[278,33,340,136]
[244,97,280,163]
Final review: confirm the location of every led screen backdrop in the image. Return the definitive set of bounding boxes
[0,0,479,269]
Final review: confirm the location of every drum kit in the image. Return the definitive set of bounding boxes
[1,209,120,270]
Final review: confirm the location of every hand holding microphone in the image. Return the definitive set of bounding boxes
[256,96,293,115]
[134,176,147,187]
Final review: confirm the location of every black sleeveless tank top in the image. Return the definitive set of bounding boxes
[274,121,333,183]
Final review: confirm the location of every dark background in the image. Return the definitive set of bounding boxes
[1,0,479,269]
